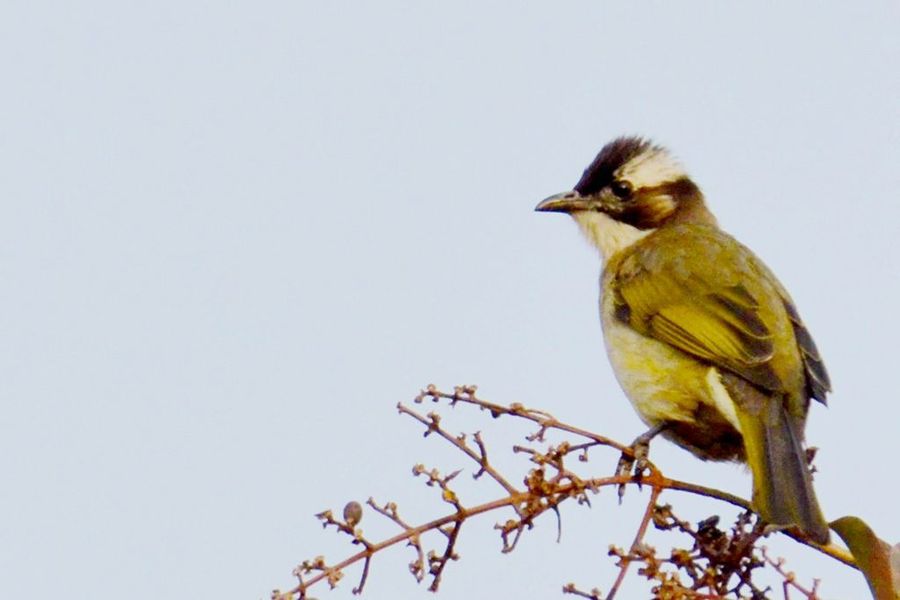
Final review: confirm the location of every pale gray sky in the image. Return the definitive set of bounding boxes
[1,3,898,599]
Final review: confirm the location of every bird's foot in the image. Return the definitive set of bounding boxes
[616,424,666,503]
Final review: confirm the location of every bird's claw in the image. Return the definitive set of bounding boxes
[615,430,657,503]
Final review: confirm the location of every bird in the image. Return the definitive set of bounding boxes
[535,136,831,544]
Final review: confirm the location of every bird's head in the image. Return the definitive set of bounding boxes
[536,136,716,258]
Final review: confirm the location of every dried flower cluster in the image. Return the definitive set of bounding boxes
[272,385,853,600]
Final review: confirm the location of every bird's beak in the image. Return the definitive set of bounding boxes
[534,191,589,214]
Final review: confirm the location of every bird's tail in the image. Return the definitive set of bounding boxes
[738,396,830,544]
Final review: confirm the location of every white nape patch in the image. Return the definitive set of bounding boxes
[573,211,651,261]
[616,147,686,189]
[705,368,743,434]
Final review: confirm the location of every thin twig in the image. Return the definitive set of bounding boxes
[762,547,821,600]
[366,499,426,583]
[414,385,631,454]
[292,495,520,596]
[428,519,463,591]
[606,485,664,599]
[398,403,519,496]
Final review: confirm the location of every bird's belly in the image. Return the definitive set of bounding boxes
[601,313,706,423]
[600,300,745,461]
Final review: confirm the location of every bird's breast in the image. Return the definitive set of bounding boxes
[599,289,705,423]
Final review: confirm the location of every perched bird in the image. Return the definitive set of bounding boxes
[536,137,831,543]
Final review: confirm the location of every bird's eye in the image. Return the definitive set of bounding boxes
[610,180,633,199]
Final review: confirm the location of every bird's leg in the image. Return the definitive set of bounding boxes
[617,423,667,476]
[616,423,667,502]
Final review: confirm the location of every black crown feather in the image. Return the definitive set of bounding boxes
[573,136,658,196]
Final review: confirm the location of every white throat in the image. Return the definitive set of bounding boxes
[572,211,652,261]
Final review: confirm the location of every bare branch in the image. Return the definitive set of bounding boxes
[763,547,822,600]
[274,384,858,600]
[607,485,664,599]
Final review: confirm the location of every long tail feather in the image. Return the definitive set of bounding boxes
[739,396,830,544]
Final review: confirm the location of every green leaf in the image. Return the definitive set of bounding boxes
[831,516,900,600]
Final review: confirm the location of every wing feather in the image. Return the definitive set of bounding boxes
[782,298,832,403]
[613,226,789,392]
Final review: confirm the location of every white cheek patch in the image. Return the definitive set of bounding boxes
[572,211,652,261]
[616,148,685,189]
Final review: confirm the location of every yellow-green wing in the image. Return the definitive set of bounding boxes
[777,286,832,403]
[749,254,832,403]
[612,225,788,392]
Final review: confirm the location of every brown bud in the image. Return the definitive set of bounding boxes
[343,501,363,527]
